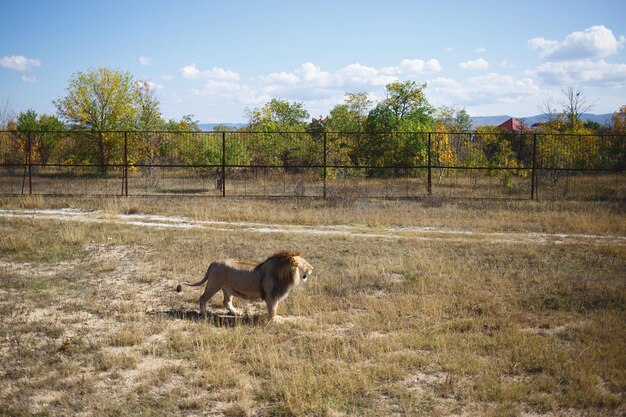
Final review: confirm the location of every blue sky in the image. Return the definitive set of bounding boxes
[1,0,625,123]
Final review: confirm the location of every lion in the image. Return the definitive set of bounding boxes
[176,251,312,321]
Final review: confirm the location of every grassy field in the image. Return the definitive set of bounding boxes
[0,196,624,416]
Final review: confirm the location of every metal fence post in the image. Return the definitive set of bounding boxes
[221,131,226,197]
[427,132,432,196]
[531,133,537,200]
[27,132,32,195]
[122,132,129,197]
[323,132,327,199]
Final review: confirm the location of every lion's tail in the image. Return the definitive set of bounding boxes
[176,263,214,293]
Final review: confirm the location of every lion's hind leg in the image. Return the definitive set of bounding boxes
[199,281,221,319]
[223,289,243,316]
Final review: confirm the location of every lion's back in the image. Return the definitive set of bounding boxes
[211,259,260,292]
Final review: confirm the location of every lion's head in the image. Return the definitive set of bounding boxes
[256,251,313,300]
[295,256,313,285]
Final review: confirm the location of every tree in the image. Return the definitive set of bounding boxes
[53,68,137,173]
[246,98,309,130]
[134,80,162,131]
[539,86,597,131]
[54,68,137,131]
[324,92,371,133]
[538,98,563,126]
[611,105,626,133]
[380,80,434,129]
[607,106,626,169]
[344,92,371,131]
[365,81,434,133]
[435,105,471,132]
[244,98,311,167]
[164,115,201,133]
[359,81,434,175]
[15,110,66,165]
[37,114,65,164]
[0,99,15,129]
[16,109,39,133]
[560,86,597,128]
[212,124,239,132]
[54,68,138,171]
[431,106,472,174]
[132,80,164,176]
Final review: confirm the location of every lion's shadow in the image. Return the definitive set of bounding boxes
[155,308,264,327]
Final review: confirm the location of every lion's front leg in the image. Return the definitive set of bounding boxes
[265,297,283,322]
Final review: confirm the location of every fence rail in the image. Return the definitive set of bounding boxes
[1,130,624,200]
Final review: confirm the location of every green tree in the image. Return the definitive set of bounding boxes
[16,109,39,133]
[164,115,201,133]
[380,80,434,130]
[54,68,137,131]
[134,81,162,131]
[244,98,311,167]
[246,98,309,130]
[16,110,66,164]
[37,114,65,165]
[132,80,164,171]
[54,68,138,171]
[323,93,372,167]
[360,81,434,174]
[324,92,371,132]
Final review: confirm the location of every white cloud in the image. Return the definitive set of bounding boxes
[180,64,200,79]
[531,59,626,87]
[530,25,625,61]
[21,75,38,84]
[161,74,173,81]
[528,37,559,55]
[179,63,240,81]
[139,56,152,66]
[0,55,41,72]
[459,58,489,70]
[298,62,334,86]
[336,63,396,87]
[382,58,443,75]
[429,73,541,106]
[257,58,441,92]
[475,47,486,53]
[191,79,264,106]
[259,71,300,85]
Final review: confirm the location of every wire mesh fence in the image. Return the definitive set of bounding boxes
[0,130,624,200]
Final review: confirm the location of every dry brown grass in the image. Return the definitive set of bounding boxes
[0,196,624,416]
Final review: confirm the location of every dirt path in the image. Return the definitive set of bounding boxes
[1,208,624,246]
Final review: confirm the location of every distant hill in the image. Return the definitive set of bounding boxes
[198,123,246,131]
[471,113,613,129]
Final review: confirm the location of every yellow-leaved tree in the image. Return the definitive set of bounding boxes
[54,68,138,172]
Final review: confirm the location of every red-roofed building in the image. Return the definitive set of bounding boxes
[497,117,523,132]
